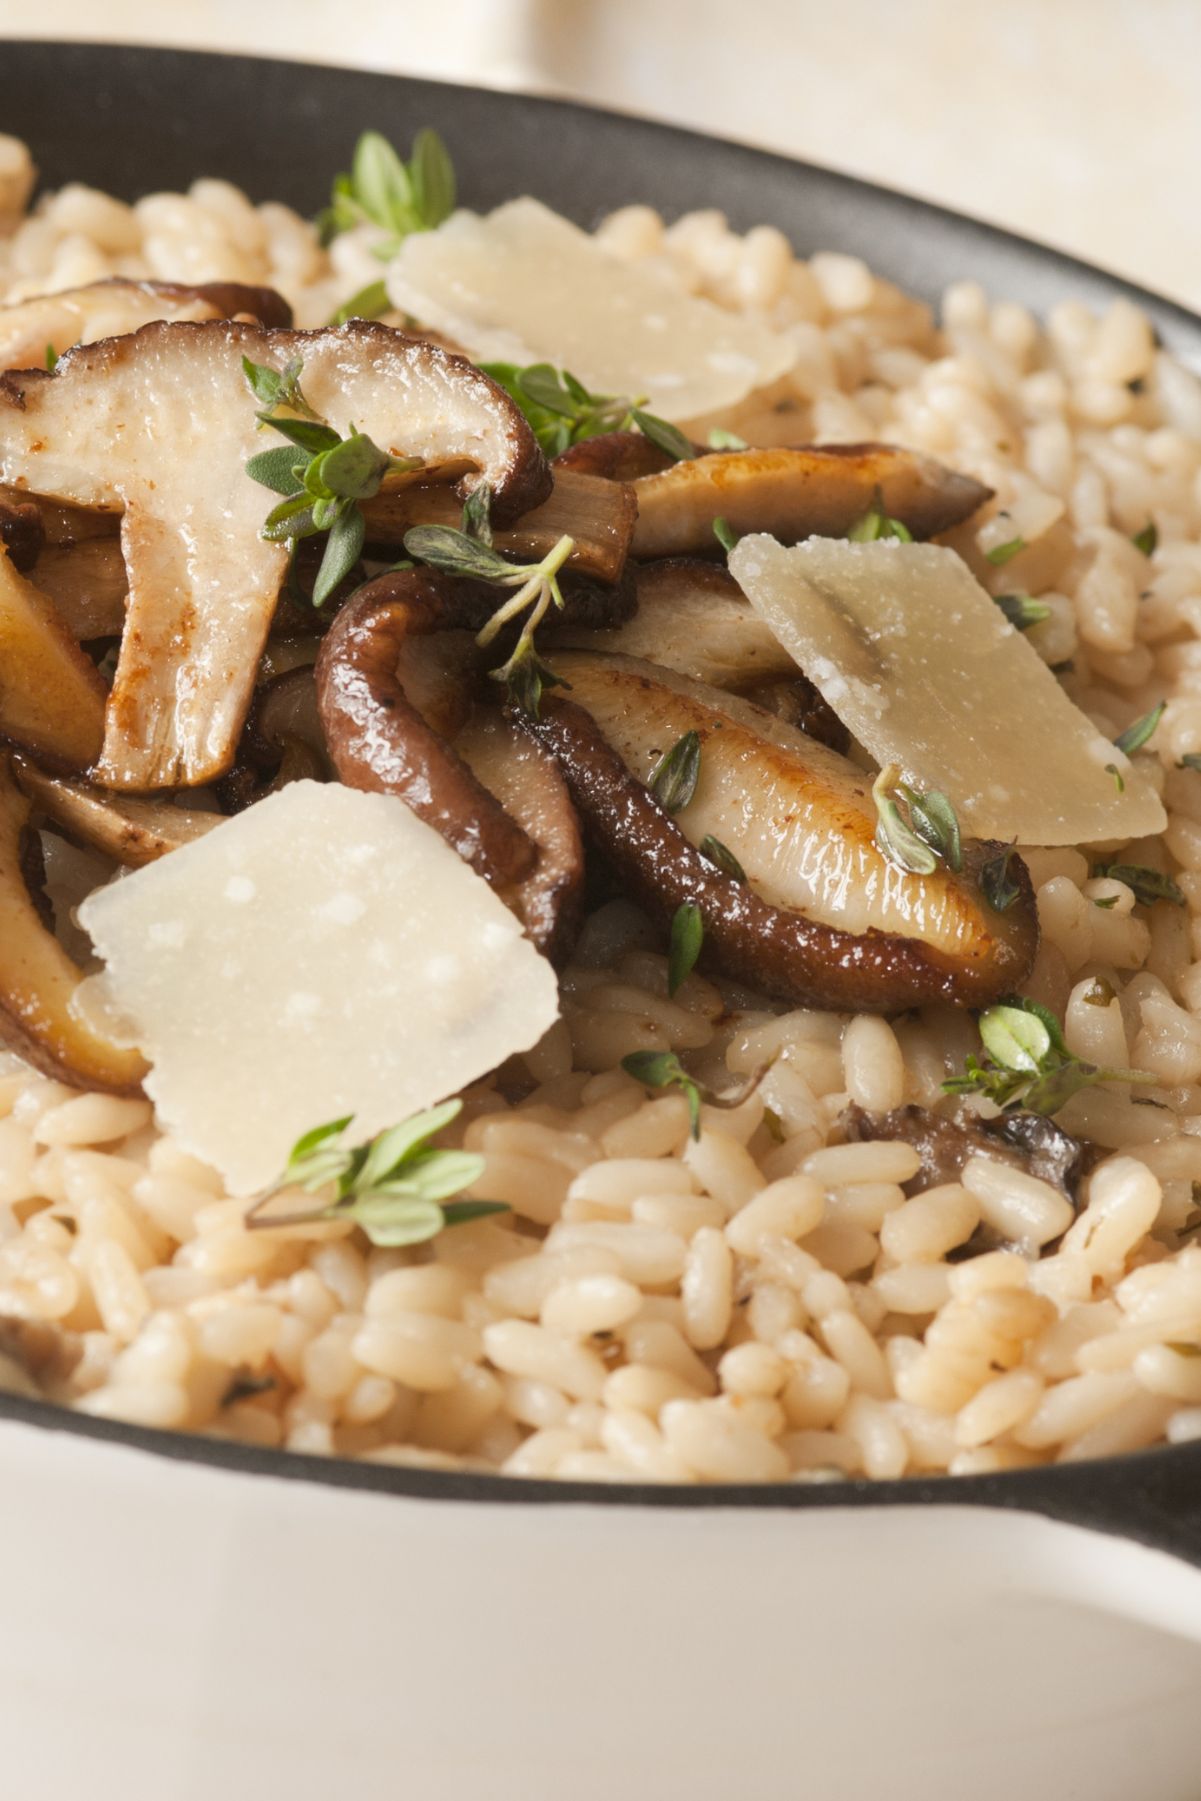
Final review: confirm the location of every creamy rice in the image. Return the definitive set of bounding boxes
[3,137,1201,1480]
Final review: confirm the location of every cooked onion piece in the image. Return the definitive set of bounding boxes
[0,276,292,371]
[535,651,1038,1011]
[631,444,993,559]
[0,318,551,789]
[0,546,107,769]
[730,534,1167,845]
[0,755,147,1091]
[13,757,217,867]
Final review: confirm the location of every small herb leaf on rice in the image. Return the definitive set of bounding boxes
[1091,862,1187,907]
[1180,753,1201,773]
[985,534,1026,565]
[1113,700,1166,757]
[944,995,1154,1115]
[648,730,702,813]
[994,592,1051,630]
[621,1049,704,1140]
[708,428,748,450]
[245,1101,506,1245]
[318,127,456,253]
[460,480,494,546]
[668,901,704,997]
[1132,521,1159,556]
[1106,762,1126,794]
[480,359,695,462]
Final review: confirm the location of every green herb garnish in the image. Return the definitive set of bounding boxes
[480,360,695,464]
[649,731,701,813]
[872,764,961,875]
[981,843,1021,912]
[329,279,392,326]
[668,902,703,997]
[1106,763,1126,794]
[712,515,740,555]
[1132,521,1158,556]
[1092,863,1186,908]
[943,995,1153,1116]
[1092,893,1120,910]
[994,592,1051,630]
[708,428,749,450]
[1180,753,1201,773]
[985,535,1026,565]
[1113,700,1166,757]
[848,495,913,543]
[43,342,58,372]
[245,1101,506,1246]
[460,480,493,547]
[401,522,574,716]
[243,355,421,606]
[621,1050,703,1140]
[699,835,747,883]
[318,127,455,254]
[1083,977,1116,1006]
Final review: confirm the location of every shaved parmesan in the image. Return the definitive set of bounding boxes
[729,535,1166,847]
[385,198,795,422]
[77,783,559,1192]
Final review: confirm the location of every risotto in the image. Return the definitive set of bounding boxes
[2,127,1201,1485]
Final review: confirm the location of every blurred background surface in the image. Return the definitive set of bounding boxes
[6,0,1197,308]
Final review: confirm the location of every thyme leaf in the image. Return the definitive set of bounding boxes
[712,515,740,555]
[699,835,747,883]
[480,359,695,464]
[668,902,703,997]
[621,1050,703,1140]
[985,535,1026,565]
[649,731,701,813]
[943,995,1154,1117]
[1113,700,1165,757]
[1132,521,1158,556]
[329,279,391,326]
[848,494,913,543]
[872,764,961,875]
[1092,863,1186,908]
[981,843,1021,912]
[244,1101,506,1246]
[318,127,455,254]
[708,428,748,450]
[994,592,1051,630]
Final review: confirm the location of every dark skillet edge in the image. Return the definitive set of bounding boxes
[4,39,1201,361]
[1,38,1200,1560]
[3,1386,1200,1565]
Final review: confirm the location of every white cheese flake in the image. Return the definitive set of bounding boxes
[385,198,795,423]
[729,534,1167,846]
[77,783,560,1192]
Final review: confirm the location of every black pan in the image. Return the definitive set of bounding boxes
[2,38,1199,1566]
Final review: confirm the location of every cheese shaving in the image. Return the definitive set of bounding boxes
[77,783,560,1191]
[729,534,1167,846]
[384,197,795,423]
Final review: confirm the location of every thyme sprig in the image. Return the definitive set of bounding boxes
[649,731,701,813]
[943,996,1154,1117]
[621,1051,704,1139]
[243,355,421,606]
[318,127,456,254]
[668,902,704,997]
[1113,700,1166,758]
[480,360,695,463]
[401,521,575,716]
[848,493,912,542]
[872,764,962,875]
[245,1101,507,1247]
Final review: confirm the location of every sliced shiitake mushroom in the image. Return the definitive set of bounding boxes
[530,651,1038,1013]
[362,467,636,586]
[13,756,217,867]
[630,444,993,559]
[315,569,583,953]
[0,275,292,372]
[0,545,107,769]
[0,317,552,789]
[0,754,146,1091]
[553,430,674,482]
[29,538,127,642]
[218,669,335,811]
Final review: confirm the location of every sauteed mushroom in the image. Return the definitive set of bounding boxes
[0,754,147,1090]
[630,443,993,559]
[0,546,106,769]
[530,652,1038,1012]
[13,756,217,867]
[0,317,552,789]
[315,569,582,952]
[0,275,292,371]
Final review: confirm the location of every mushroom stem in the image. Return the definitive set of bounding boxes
[315,570,538,887]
